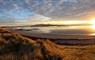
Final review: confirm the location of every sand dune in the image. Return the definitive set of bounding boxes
[0,28,94,60]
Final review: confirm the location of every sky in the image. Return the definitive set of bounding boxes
[0,0,95,25]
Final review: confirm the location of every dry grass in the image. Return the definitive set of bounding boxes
[0,28,94,60]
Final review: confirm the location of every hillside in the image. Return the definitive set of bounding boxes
[0,28,95,60]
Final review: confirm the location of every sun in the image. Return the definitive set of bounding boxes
[90,18,95,29]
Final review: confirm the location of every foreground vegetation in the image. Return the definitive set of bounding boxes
[0,28,95,60]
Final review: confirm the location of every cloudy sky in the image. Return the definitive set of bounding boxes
[0,0,95,25]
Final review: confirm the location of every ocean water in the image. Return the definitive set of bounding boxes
[15,26,94,35]
[10,25,95,39]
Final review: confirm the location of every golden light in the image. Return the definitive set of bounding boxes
[88,18,95,36]
[90,33,95,36]
[45,20,88,25]
[90,18,95,29]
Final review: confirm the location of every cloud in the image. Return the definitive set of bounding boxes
[64,0,78,3]
[28,0,95,19]
[0,0,95,20]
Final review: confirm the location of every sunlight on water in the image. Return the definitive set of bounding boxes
[13,19,95,36]
[90,18,95,29]
[89,33,95,36]
[88,18,95,35]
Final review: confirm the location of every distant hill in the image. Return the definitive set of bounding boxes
[31,24,91,27]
